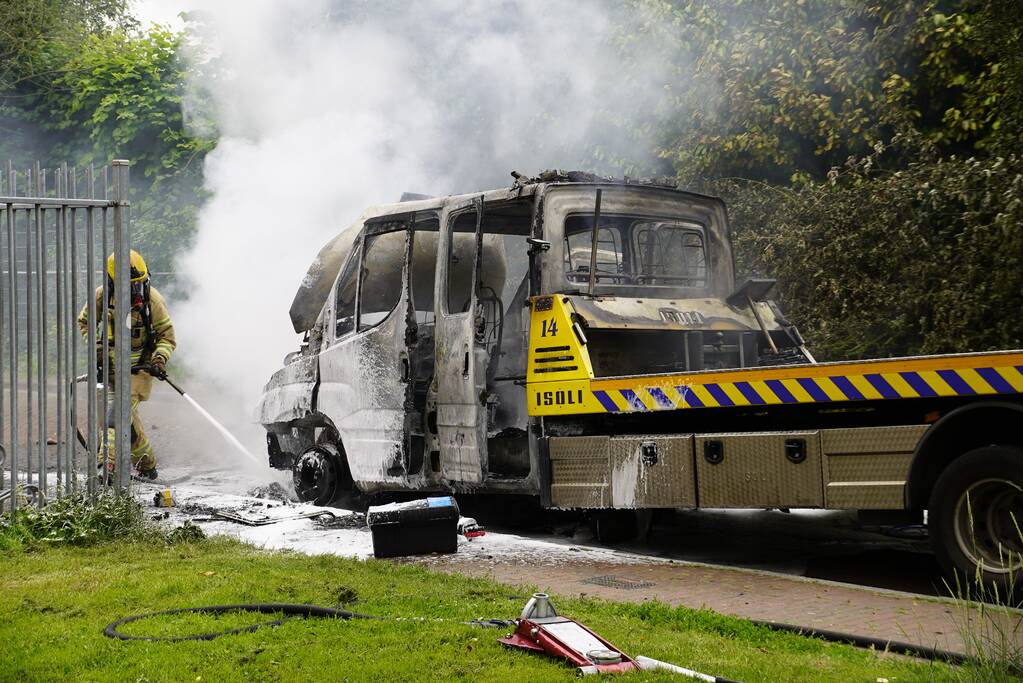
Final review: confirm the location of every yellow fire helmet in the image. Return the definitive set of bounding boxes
[106,249,149,283]
[107,250,150,310]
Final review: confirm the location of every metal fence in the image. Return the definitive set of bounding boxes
[1,160,133,511]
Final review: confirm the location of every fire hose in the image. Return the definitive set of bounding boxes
[102,600,737,681]
[99,591,976,679]
[103,603,377,642]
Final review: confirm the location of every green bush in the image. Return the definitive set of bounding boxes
[0,493,202,550]
[708,135,1023,360]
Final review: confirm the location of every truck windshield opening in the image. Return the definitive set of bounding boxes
[563,215,707,288]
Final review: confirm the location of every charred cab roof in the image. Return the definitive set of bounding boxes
[288,171,722,334]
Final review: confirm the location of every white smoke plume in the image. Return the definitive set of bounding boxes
[140,0,683,467]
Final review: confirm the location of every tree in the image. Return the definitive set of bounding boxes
[0,0,135,163]
[38,28,215,274]
[712,135,1023,359]
[1,15,215,278]
[637,0,1020,184]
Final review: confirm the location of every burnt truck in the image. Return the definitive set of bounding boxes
[258,170,1023,587]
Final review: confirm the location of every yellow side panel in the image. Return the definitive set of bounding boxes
[526,295,593,382]
[527,379,609,415]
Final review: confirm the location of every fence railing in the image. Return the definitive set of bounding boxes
[1,160,133,511]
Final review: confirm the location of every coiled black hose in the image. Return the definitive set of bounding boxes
[103,603,375,642]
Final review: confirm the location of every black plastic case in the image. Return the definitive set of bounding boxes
[366,496,459,558]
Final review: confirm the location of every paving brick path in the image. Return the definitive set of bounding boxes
[424,555,1021,657]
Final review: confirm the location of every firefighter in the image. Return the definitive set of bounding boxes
[77,249,176,480]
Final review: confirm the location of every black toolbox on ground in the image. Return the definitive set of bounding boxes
[366,496,459,558]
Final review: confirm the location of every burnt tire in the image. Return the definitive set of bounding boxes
[293,443,349,506]
[929,445,1023,594]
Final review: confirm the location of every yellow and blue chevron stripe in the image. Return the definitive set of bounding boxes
[527,351,1023,417]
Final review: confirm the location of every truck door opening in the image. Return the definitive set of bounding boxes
[433,197,533,484]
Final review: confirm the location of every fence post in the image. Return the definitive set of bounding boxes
[34,163,47,500]
[24,167,34,488]
[5,162,18,511]
[55,166,66,493]
[68,168,80,494]
[100,171,110,487]
[112,160,131,493]
[85,167,97,498]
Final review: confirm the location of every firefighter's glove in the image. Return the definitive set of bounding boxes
[149,355,168,381]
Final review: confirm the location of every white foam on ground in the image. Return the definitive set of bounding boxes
[134,474,653,566]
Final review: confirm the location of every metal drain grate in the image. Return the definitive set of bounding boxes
[580,575,655,590]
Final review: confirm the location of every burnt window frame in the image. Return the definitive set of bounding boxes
[353,217,415,334]
[540,185,731,300]
[443,201,484,317]
[332,241,362,341]
[561,211,710,291]
[408,213,441,325]
[631,219,708,287]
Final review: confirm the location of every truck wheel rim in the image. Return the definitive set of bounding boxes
[293,448,337,503]
[953,478,1023,576]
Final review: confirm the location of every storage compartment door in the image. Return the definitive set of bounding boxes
[695,431,823,508]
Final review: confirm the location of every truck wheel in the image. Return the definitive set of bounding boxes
[293,443,347,506]
[929,445,1023,593]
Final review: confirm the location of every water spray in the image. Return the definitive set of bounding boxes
[76,368,263,467]
[141,367,263,466]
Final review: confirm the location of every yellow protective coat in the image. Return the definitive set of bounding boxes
[77,285,176,470]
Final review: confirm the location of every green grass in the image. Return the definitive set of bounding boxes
[0,536,973,683]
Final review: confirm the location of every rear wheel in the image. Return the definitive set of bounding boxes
[929,445,1023,594]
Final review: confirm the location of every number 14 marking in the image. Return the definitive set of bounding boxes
[541,318,558,337]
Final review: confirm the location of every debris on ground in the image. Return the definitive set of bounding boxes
[129,472,652,564]
[166,521,206,543]
[457,516,486,539]
[315,511,367,529]
[179,501,216,516]
[213,509,334,526]
[246,481,297,502]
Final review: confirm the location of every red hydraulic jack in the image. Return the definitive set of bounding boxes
[500,593,741,681]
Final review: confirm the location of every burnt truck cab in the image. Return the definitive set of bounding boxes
[257,173,806,503]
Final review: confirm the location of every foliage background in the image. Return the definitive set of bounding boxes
[1,0,1020,359]
[0,0,213,278]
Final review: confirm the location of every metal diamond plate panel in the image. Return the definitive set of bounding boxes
[549,436,610,508]
[821,425,928,455]
[695,431,823,508]
[821,425,924,509]
[826,453,912,482]
[609,435,695,508]
[826,482,905,509]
